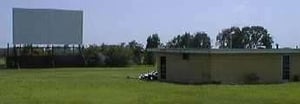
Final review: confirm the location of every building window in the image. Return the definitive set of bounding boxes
[182,53,190,60]
[282,55,290,80]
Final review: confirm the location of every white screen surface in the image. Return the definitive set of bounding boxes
[13,8,83,44]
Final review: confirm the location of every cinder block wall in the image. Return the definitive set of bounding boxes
[156,52,295,84]
[210,54,282,84]
[156,53,211,83]
[291,54,300,80]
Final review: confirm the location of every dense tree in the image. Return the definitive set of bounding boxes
[217,26,274,49]
[146,34,160,48]
[83,44,133,67]
[191,32,211,48]
[82,25,275,67]
[144,34,161,65]
[127,40,144,65]
[166,32,192,48]
[242,26,273,49]
[216,27,245,48]
[83,45,105,66]
[166,32,211,48]
[103,44,133,67]
[20,44,45,56]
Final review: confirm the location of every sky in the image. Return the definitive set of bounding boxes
[0,0,300,48]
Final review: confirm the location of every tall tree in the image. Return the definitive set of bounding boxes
[166,32,211,48]
[127,40,144,65]
[146,34,160,49]
[242,26,273,49]
[166,35,181,48]
[216,26,245,49]
[217,26,274,49]
[180,32,193,48]
[166,32,193,48]
[191,32,211,48]
[144,34,161,65]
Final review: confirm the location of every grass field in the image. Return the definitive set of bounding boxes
[0,66,299,104]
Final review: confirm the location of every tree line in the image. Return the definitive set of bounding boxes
[85,26,275,66]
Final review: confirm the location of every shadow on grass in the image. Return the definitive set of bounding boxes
[158,80,286,86]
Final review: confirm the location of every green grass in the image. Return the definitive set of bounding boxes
[0,66,299,104]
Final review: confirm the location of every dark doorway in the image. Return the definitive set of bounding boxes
[160,56,166,79]
[282,55,290,80]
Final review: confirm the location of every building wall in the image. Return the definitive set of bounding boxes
[210,54,282,83]
[156,53,290,84]
[156,53,211,83]
[290,54,300,80]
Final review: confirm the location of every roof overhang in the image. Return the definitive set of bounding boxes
[147,48,300,54]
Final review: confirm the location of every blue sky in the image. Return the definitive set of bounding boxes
[0,0,300,48]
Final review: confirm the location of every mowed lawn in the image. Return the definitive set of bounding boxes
[0,66,299,104]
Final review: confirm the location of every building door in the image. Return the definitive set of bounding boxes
[282,55,290,80]
[160,56,166,79]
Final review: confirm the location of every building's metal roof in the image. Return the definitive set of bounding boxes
[147,48,300,54]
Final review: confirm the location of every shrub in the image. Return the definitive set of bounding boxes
[244,73,260,84]
[83,44,134,67]
[85,52,106,67]
[103,45,133,67]
[21,45,45,56]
